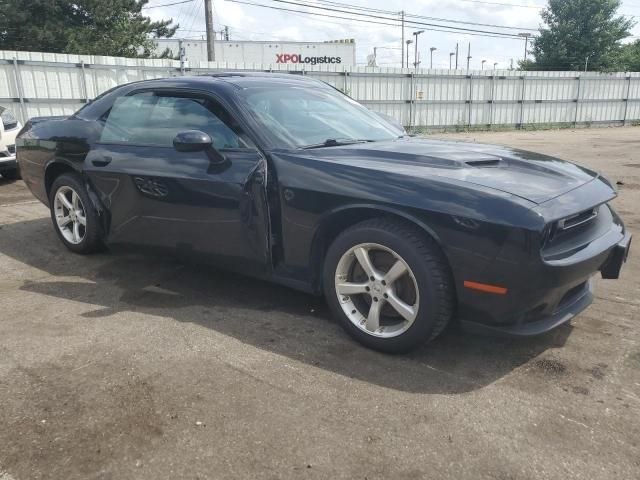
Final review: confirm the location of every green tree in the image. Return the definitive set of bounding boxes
[608,40,640,71]
[523,0,634,71]
[0,0,177,57]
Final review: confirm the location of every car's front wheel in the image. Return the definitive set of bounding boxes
[323,218,454,353]
[49,173,103,254]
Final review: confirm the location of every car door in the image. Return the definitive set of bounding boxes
[83,89,271,273]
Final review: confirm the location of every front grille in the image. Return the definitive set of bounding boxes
[7,144,15,154]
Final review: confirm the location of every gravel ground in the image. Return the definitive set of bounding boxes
[0,127,639,480]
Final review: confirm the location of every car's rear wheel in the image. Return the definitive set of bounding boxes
[323,218,454,353]
[49,173,103,254]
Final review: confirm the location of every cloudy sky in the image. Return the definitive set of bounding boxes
[144,0,640,70]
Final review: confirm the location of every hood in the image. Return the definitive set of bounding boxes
[296,138,599,204]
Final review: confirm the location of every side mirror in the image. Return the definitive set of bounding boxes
[173,130,212,152]
[173,130,226,163]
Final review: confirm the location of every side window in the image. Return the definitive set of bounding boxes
[100,92,249,150]
[100,94,156,144]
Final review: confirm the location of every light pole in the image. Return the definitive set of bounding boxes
[481,59,486,70]
[429,47,437,69]
[405,40,413,69]
[518,32,531,62]
[493,62,498,70]
[400,10,405,67]
[449,52,454,70]
[413,30,424,70]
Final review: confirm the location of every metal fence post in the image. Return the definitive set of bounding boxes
[574,74,581,127]
[467,74,473,128]
[518,75,526,129]
[623,75,632,126]
[79,60,89,102]
[489,75,495,129]
[408,72,414,130]
[11,57,28,123]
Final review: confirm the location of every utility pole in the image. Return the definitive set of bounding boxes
[204,0,216,62]
[510,58,514,70]
[430,47,437,69]
[406,40,413,70]
[224,25,229,41]
[449,52,454,70]
[455,43,459,70]
[466,42,471,73]
[400,11,405,68]
[584,55,590,72]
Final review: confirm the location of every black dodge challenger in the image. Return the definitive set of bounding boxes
[16,73,631,352]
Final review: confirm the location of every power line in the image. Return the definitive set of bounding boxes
[142,0,195,9]
[263,0,532,38]
[453,0,542,9]
[269,0,532,36]
[311,0,539,31]
[228,0,533,39]
[183,0,203,37]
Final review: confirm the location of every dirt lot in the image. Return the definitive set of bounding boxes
[1,127,639,480]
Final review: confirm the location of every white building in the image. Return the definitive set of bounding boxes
[153,38,356,67]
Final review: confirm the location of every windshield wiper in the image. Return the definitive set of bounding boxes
[301,138,375,149]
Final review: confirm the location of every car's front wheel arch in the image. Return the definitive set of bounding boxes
[310,205,451,292]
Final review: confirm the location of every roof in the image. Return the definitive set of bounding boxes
[197,71,325,87]
[136,72,328,90]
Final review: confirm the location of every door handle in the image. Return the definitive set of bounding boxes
[92,156,112,167]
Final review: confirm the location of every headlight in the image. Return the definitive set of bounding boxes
[0,108,19,130]
[542,207,600,246]
[556,207,599,231]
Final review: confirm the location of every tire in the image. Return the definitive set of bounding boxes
[323,218,454,353]
[49,173,103,254]
[1,167,21,180]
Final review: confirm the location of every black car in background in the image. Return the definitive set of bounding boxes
[16,73,631,352]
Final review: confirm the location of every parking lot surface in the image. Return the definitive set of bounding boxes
[1,127,639,479]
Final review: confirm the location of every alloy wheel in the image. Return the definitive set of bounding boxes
[53,185,87,245]
[334,243,419,338]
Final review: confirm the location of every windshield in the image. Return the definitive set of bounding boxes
[237,85,400,148]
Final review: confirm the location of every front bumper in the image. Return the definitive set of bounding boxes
[461,280,594,336]
[458,228,631,337]
[601,232,632,279]
[0,156,17,172]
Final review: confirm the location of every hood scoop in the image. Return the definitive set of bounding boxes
[431,151,503,168]
[464,158,503,167]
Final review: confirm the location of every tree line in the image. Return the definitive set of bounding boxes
[520,0,638,71]
[0,0,177,58]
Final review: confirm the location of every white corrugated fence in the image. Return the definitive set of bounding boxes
[1,50,639,129]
